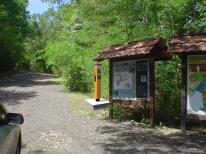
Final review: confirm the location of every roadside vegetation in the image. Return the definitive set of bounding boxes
[53,78,108,119]
[68,92,108,119]
[1,0,206,125]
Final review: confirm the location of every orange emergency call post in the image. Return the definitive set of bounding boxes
[94,64,101,101]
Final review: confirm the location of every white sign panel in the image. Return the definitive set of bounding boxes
[113,72,132,90]
[112,61,136,99]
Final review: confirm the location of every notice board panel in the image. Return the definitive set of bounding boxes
[187,55,206,116]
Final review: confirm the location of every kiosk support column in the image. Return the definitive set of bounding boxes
[149,59,155,127]
[109,60,113,119]
[181,54,187,134]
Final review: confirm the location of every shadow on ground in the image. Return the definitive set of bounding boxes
[0,89,37,106]
[96,123,206,153]
[0,72,58,106]
[0,72,58,88]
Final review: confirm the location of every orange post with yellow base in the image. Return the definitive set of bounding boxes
[94,64,101,101]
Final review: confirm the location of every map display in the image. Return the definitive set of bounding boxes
[187,55,206,115]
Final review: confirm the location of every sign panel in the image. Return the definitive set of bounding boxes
[112,61,136,99]
[187,55,206,116]
[113,72,133,90]
[112,60,149,100]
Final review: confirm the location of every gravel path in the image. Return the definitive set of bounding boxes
[0,72,206,154]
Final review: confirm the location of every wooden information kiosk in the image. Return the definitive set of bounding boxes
[95,38,168,126]
[168,33,206,134]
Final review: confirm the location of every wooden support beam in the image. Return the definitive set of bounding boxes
[181,54,187,134]
[109,60,113,119]
[149,59,155,127]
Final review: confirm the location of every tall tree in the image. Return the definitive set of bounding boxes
[0,0,29,71]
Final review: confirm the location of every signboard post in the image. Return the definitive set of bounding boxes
[149,59,155,127]
[181,54,187,134]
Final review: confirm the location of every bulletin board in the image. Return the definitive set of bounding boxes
[187,55,206,116]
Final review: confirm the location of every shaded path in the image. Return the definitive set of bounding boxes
[0,72,104,154]
[0,72,206,154]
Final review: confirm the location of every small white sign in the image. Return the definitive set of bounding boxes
[141,75,147,83]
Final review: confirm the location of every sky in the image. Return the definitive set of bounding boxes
[28,0,50,14]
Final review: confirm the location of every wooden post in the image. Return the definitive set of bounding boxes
[109,60,113,119]
[181,54,187,134]
[149,59,155,127]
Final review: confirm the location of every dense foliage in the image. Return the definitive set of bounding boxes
[1,0,206,121]
[0,0,30,72]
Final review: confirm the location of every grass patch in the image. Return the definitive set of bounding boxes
[53,77,108,119]
[68,92,108,119]
[69,92,90,101]
[50,77,66,84]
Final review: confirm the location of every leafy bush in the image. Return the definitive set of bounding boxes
[155,56,182,120]
[141,117,150,124]
[110,103,150,123]
[109,104,124,121]
[63,64,90,93]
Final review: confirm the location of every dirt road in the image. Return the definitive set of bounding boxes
[0,72,206,154]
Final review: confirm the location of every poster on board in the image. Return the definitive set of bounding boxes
[112,61,136,99]
[113,72,132,90]
[187,55,206,116]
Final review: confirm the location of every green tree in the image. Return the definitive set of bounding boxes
[0,0,30,72]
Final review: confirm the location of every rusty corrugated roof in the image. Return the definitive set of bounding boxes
[168,33,206,54]
[95,37,168,61]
